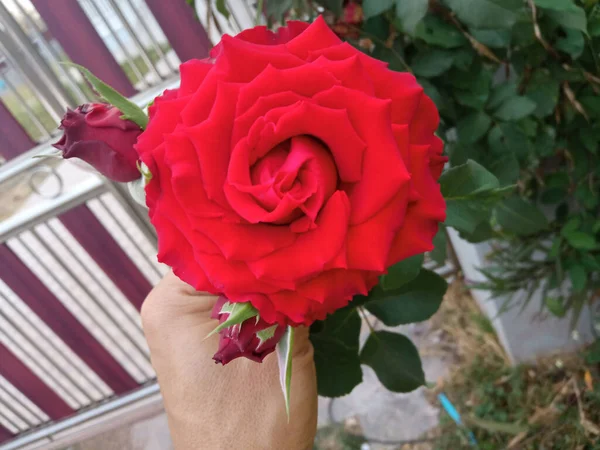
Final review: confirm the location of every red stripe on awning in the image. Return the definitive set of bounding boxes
[60,204,153,311]
[0,343,73,420]
[0,244,138,394]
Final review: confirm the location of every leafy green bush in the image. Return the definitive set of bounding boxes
[270,0,600,323]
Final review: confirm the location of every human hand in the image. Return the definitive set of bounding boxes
[141,272,318,450]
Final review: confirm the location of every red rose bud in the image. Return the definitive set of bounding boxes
[211,297,286,365]
[53,103,142,182]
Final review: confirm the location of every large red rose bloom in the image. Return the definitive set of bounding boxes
[136,17,446,326]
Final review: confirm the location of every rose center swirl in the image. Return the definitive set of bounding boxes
[248,135,338,225]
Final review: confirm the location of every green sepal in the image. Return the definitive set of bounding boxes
[63,62,149,129]
[256,325,278,349]
[136,161,153,184]
[206,302,259,338]
[276,325,295,421]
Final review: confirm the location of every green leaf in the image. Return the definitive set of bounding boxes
[380,254,424,291]
[544,297,566,317]
[547,8,587,33]
[265,0,293,20]
[411,49,455,77]
[319,0,344,15]
[310,308,362,397]
[457,111,492,144]
[495,197,549,235]
[276,326,294,419]
[445,201,492,234]
[206,302,259,338]
[444,0,518,29]
[367,269,447,325]
[395,0,428,33]
[360,331,425,392]
[487,82,518,110]
[555,29,585,58]
[525,71,560,118]
[440,160,500,199]
[362,0,394,18]
[414,15,468,48]
[470,29,511,48]
[459,220,495,243]
[441,160,501,234]
[568,264,586,292]
[563,231,598,250]
[430,227,447,264]
[64,62,148,129]
[492,96,537,121]
[499,123,533,160]
[533,0,581,11]
[483,131,521,185]
[216,0,230,18]
[453,69,492,109]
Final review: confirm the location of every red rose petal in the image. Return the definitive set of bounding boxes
[314,86,410,224]
[179,59,213,96]
[247,190,350,281]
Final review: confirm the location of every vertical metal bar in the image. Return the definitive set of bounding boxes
[0,342,74,420]
[30,0,136,97]
[123,0,178,74]
[19,233,151,376]
[59,204,153,312]
[0,383,47,423]
[0,386,38,427]
[105,0,165,83]
[0,243,139,394]
[103,181,157,249]
[96,197,162,280]
[81,0,149,90]
[0,38,63,125]
[0,412,24,433]
[0,1,73,111]
[0,290,109,397]
[2,75,53,141]
[0,329,81,408]
[144,0,212,62]
[44,223,147,344]
[10,0,88,104]
[0,302,97,404]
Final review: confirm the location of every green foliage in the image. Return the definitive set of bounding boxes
[64,63,148,129]
[310,307,363,397]
[264,0,600,399]
[367,269,447,325]
[360,330,426,392]
[300,0,600,321]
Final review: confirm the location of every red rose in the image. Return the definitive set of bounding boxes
[54,103,142,182]
[211,296,285,364]
[136,17,446,326]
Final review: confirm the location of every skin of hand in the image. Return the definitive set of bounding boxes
[141,272,318,450]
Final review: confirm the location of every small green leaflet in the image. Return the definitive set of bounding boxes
[256,325,278,349]
[216,0,230,19]
[206,302,259,338]
[64,62,149,129]
[276,325,295,421]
